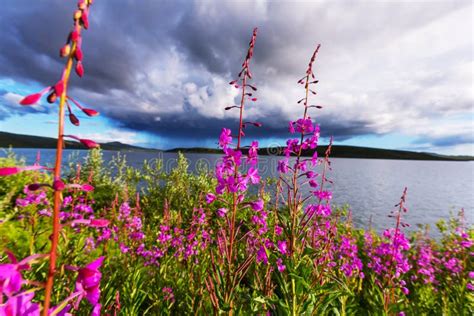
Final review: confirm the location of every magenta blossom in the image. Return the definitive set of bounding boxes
[205,193,216,204]
[277,240,288,256]
[217,208,228,218]
[0,292,40,316]
[75,256,104,312]
[247,167,260,184]
[218,128,232,149]
[256,247,268,265]
[276,258,286,272]
[0,253,45,297]
[250,199,264,211]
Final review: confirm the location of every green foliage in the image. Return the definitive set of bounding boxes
[0,151,472,315]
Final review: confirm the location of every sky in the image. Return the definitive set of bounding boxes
[0,0,472,155]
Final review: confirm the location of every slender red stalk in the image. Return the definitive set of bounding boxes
[286,44,321,255]
[43,2,92,313]
[42,43,75,316]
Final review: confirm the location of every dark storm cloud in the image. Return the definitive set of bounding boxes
[0,0,472,150]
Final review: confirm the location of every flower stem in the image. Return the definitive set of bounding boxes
[42,40,77,316]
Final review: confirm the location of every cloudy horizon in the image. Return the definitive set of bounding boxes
[0,0,472,155]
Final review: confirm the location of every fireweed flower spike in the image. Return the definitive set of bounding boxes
[277,44,323,256]
[12,1,99,314]
[205,27,260,313]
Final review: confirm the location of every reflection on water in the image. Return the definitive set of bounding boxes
[3,148,473,235]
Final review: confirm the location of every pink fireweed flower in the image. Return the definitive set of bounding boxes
[275,225,283,236]
[256,246,268,265]
[218,128,232,149]
[250,199,264,211]
[16,186,49,208]
[277,159,289,174]
[295,117,314,134]
[205,193,216,204]
[217,208,228,218]
[0,264,24,296]
[162,287,175,303]
[277,240,288,256]
[276,258,286,272]
[247,140,259,165]
[75,257,105,310]
[0,253,45,297]
[288,121,296,134]
[0,292,40,315]
[246,167,260,184]
[337,236,363,278]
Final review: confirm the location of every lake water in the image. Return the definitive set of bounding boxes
[2,148,473,235]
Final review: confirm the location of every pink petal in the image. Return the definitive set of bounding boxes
[86,257,105,270]
[55,80,65,96]
[60,44,71,57]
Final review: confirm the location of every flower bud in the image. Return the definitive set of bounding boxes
[54,80,65,96]
[69,113,80,126]
[74,47,83,61]
[80,138,99,149]
[20,93,42,106]
[47,92,57,104]
[60,44,71,57]
[52,179,65,191]
[74,10,82,20]
[82,108,99,117]
[27,183,43,191]
[70,30,80,42]
[81,11,89,29]
[75,61,84,77]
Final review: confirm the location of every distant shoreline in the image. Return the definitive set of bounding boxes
[1,131,472,161]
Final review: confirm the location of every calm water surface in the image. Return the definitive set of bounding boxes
[3,148,473,234]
